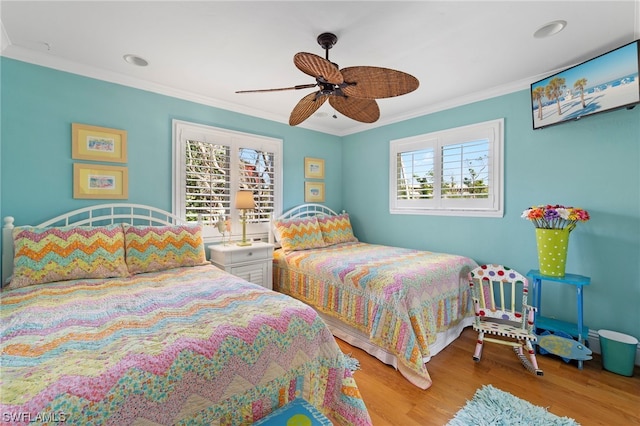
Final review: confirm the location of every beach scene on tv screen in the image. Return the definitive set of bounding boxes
[531,42,639,129]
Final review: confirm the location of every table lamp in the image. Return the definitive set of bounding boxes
[235,190,255,246]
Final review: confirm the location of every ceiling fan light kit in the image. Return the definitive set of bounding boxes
[236,32,419,126]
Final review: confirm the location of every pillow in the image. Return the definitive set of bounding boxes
[317,213,358,245]
[9,224,128,290]
[123,223,207,274]
[273,217,326,252]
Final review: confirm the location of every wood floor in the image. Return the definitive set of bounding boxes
[336,327,640,425]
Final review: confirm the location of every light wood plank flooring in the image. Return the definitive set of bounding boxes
[336,327,640,425]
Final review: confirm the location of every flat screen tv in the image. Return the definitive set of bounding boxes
[531,39,639,130]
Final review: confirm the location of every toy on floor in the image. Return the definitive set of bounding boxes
[536,329,592,363]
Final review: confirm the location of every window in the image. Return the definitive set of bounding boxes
[173,120,282,241]
[390,118,503,217]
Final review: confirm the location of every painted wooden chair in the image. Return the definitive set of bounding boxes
[468,264,543,376]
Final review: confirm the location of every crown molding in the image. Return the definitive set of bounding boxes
[2,43,566,137]
[0,44,320,128]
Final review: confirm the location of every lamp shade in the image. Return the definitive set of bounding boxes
[235,190,255,209]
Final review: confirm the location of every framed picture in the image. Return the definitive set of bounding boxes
[73,163,129,199]
[72,123,127,163]
[304,182,325,203]
[304,157,325,179]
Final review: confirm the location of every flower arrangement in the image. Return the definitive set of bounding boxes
[521,204,590,231]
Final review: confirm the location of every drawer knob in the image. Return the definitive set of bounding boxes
[247,252,252,256]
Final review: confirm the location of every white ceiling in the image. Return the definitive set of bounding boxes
[1,1,639,136]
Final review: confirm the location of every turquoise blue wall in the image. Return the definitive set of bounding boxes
[342,91,640,340]
[0,58,342,224]
[2,57,639,342]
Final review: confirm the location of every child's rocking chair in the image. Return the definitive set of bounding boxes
[468,264,543,376]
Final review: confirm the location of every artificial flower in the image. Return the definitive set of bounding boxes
[522,204,590,231]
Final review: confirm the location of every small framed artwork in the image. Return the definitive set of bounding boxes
[72,123,127,163]
[304,182,325,203]
[73,163,129,199]
[304,157,325,179]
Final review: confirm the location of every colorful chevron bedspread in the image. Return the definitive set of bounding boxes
[0,265,371,425]
[273,242,478,389]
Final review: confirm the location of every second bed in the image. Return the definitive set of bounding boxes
[271,204,478,389]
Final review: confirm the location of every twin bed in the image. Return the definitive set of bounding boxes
[271,204,478,390]
[1,204,371,425]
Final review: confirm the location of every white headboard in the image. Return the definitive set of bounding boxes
[268,203,341,244]
[2,203,188,285]
[278,203,340,220]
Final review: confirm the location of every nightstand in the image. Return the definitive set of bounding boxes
[209,242,274,290]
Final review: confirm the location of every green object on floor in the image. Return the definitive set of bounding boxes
[599,329,638,377]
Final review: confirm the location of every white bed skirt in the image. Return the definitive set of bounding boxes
[319,311,474,383]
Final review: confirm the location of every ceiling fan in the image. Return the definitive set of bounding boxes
[236,32,420,126]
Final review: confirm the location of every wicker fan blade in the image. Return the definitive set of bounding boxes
[236,83,317,94]
[294,52,344,85]
[329,96,380,123]
[289,92,329,126]
[340,66,419,99]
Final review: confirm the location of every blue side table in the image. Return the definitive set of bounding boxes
[527,270,591,369]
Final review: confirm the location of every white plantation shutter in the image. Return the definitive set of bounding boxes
[441,139,490,199]
[390,119,503,217]
[184,140,231,223]
[173,120,282,241]
[397,146,435,201]
[238,147,276,225]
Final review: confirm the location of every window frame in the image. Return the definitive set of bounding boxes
[389,118,504,217]
[172,119,283,242]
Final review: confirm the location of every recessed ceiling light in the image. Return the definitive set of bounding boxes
[314,111,338,119]
[123,54,149,67]
[534,20,567,39]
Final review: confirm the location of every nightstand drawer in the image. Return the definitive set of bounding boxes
[229,247,269,263]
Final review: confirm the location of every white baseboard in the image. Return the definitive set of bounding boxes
[587,330,640,366]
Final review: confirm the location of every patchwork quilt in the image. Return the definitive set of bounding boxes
[0,265,371,425]
[273,242,478,389]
